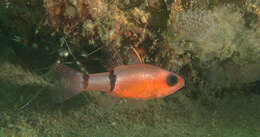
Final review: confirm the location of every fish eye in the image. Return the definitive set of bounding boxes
[166,74,178,86]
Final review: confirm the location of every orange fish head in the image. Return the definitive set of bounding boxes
[151,68,185,98]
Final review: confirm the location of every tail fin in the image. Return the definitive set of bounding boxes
[46,64,85,102]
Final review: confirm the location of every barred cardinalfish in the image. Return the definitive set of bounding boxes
[49,63,184,102]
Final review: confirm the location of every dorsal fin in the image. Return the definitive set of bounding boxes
[101,47,124,71]
[129,47,144,64]
[101,46,144,71]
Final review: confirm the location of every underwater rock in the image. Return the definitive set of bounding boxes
[168,10,218,42]
[167,5,260,66]
[162,3,260,95]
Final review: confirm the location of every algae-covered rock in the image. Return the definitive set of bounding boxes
[166,4,260,82]
[168,10,218,42]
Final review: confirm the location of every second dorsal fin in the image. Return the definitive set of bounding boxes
[101,46,144,71]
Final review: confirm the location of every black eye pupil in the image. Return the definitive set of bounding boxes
[167,75,178,86]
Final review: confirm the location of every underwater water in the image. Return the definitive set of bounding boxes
[1,0,260,137]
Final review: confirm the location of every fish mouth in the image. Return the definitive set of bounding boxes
[176,75,185,90]
[179,76,185,88]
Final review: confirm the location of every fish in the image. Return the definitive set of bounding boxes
[48,63,185,102]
